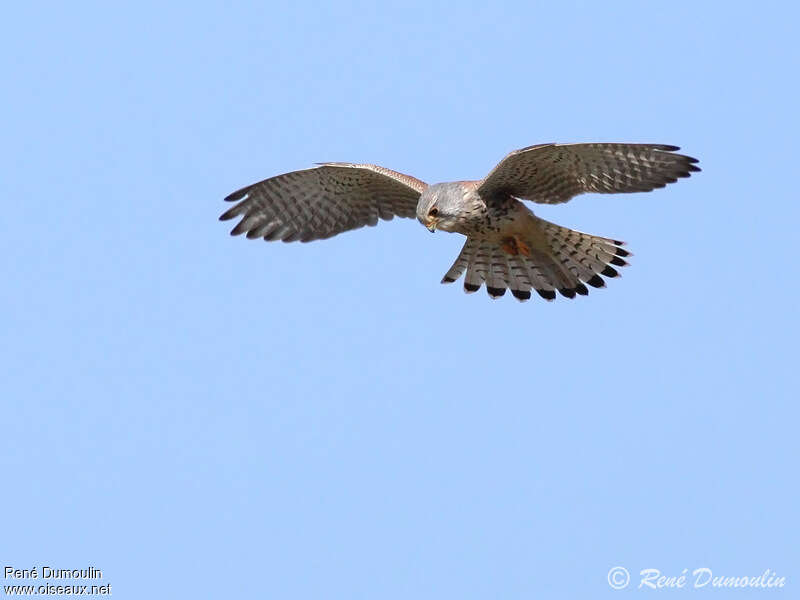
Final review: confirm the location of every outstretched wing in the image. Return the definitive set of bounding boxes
[477,143,700,204]
[220,163,427,242]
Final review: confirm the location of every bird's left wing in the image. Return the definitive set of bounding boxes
[220,163,426,242]
[477,143,700,205]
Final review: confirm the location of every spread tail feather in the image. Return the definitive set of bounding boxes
[440,221,630,302]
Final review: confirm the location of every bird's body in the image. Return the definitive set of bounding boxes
[418,181,518,237]
[221,143,699,302]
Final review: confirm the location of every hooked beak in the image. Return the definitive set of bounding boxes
[419,215,437,232]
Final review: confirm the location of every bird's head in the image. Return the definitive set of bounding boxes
[416,182,467,233]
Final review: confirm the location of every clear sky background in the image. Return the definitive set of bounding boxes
[2,2,798,598]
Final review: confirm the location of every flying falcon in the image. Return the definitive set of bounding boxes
[220,143,699,302]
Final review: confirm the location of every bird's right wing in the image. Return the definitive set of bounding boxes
[220,163,427,242]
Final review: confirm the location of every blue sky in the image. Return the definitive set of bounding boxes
[2,1,797,598]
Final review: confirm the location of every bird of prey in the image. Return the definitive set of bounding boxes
[220,143,699,302]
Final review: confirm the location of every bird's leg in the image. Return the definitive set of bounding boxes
[500,235,531,257]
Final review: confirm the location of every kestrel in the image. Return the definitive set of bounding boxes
[220,143,699,302]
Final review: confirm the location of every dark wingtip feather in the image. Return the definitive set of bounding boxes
[536,289,556,301]
[575,283,589,296]
[441,276,456,284]
[512,289,531,301]
[464,282,480,293]
[219,206,239,221]
[601,265,619,278]
[586,275,606,288]
[610,256,627,267]
[679,153,701,173]
[558,287,576,299]
[224,188,249,202]
[615,247,630,258]
[230,221,249,236]
[487,286,506,298]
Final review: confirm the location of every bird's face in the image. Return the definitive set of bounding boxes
[417,183,463,233]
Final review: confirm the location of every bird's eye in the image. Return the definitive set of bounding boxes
[429,207,439,217]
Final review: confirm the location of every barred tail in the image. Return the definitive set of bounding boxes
[440,221,630,302]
